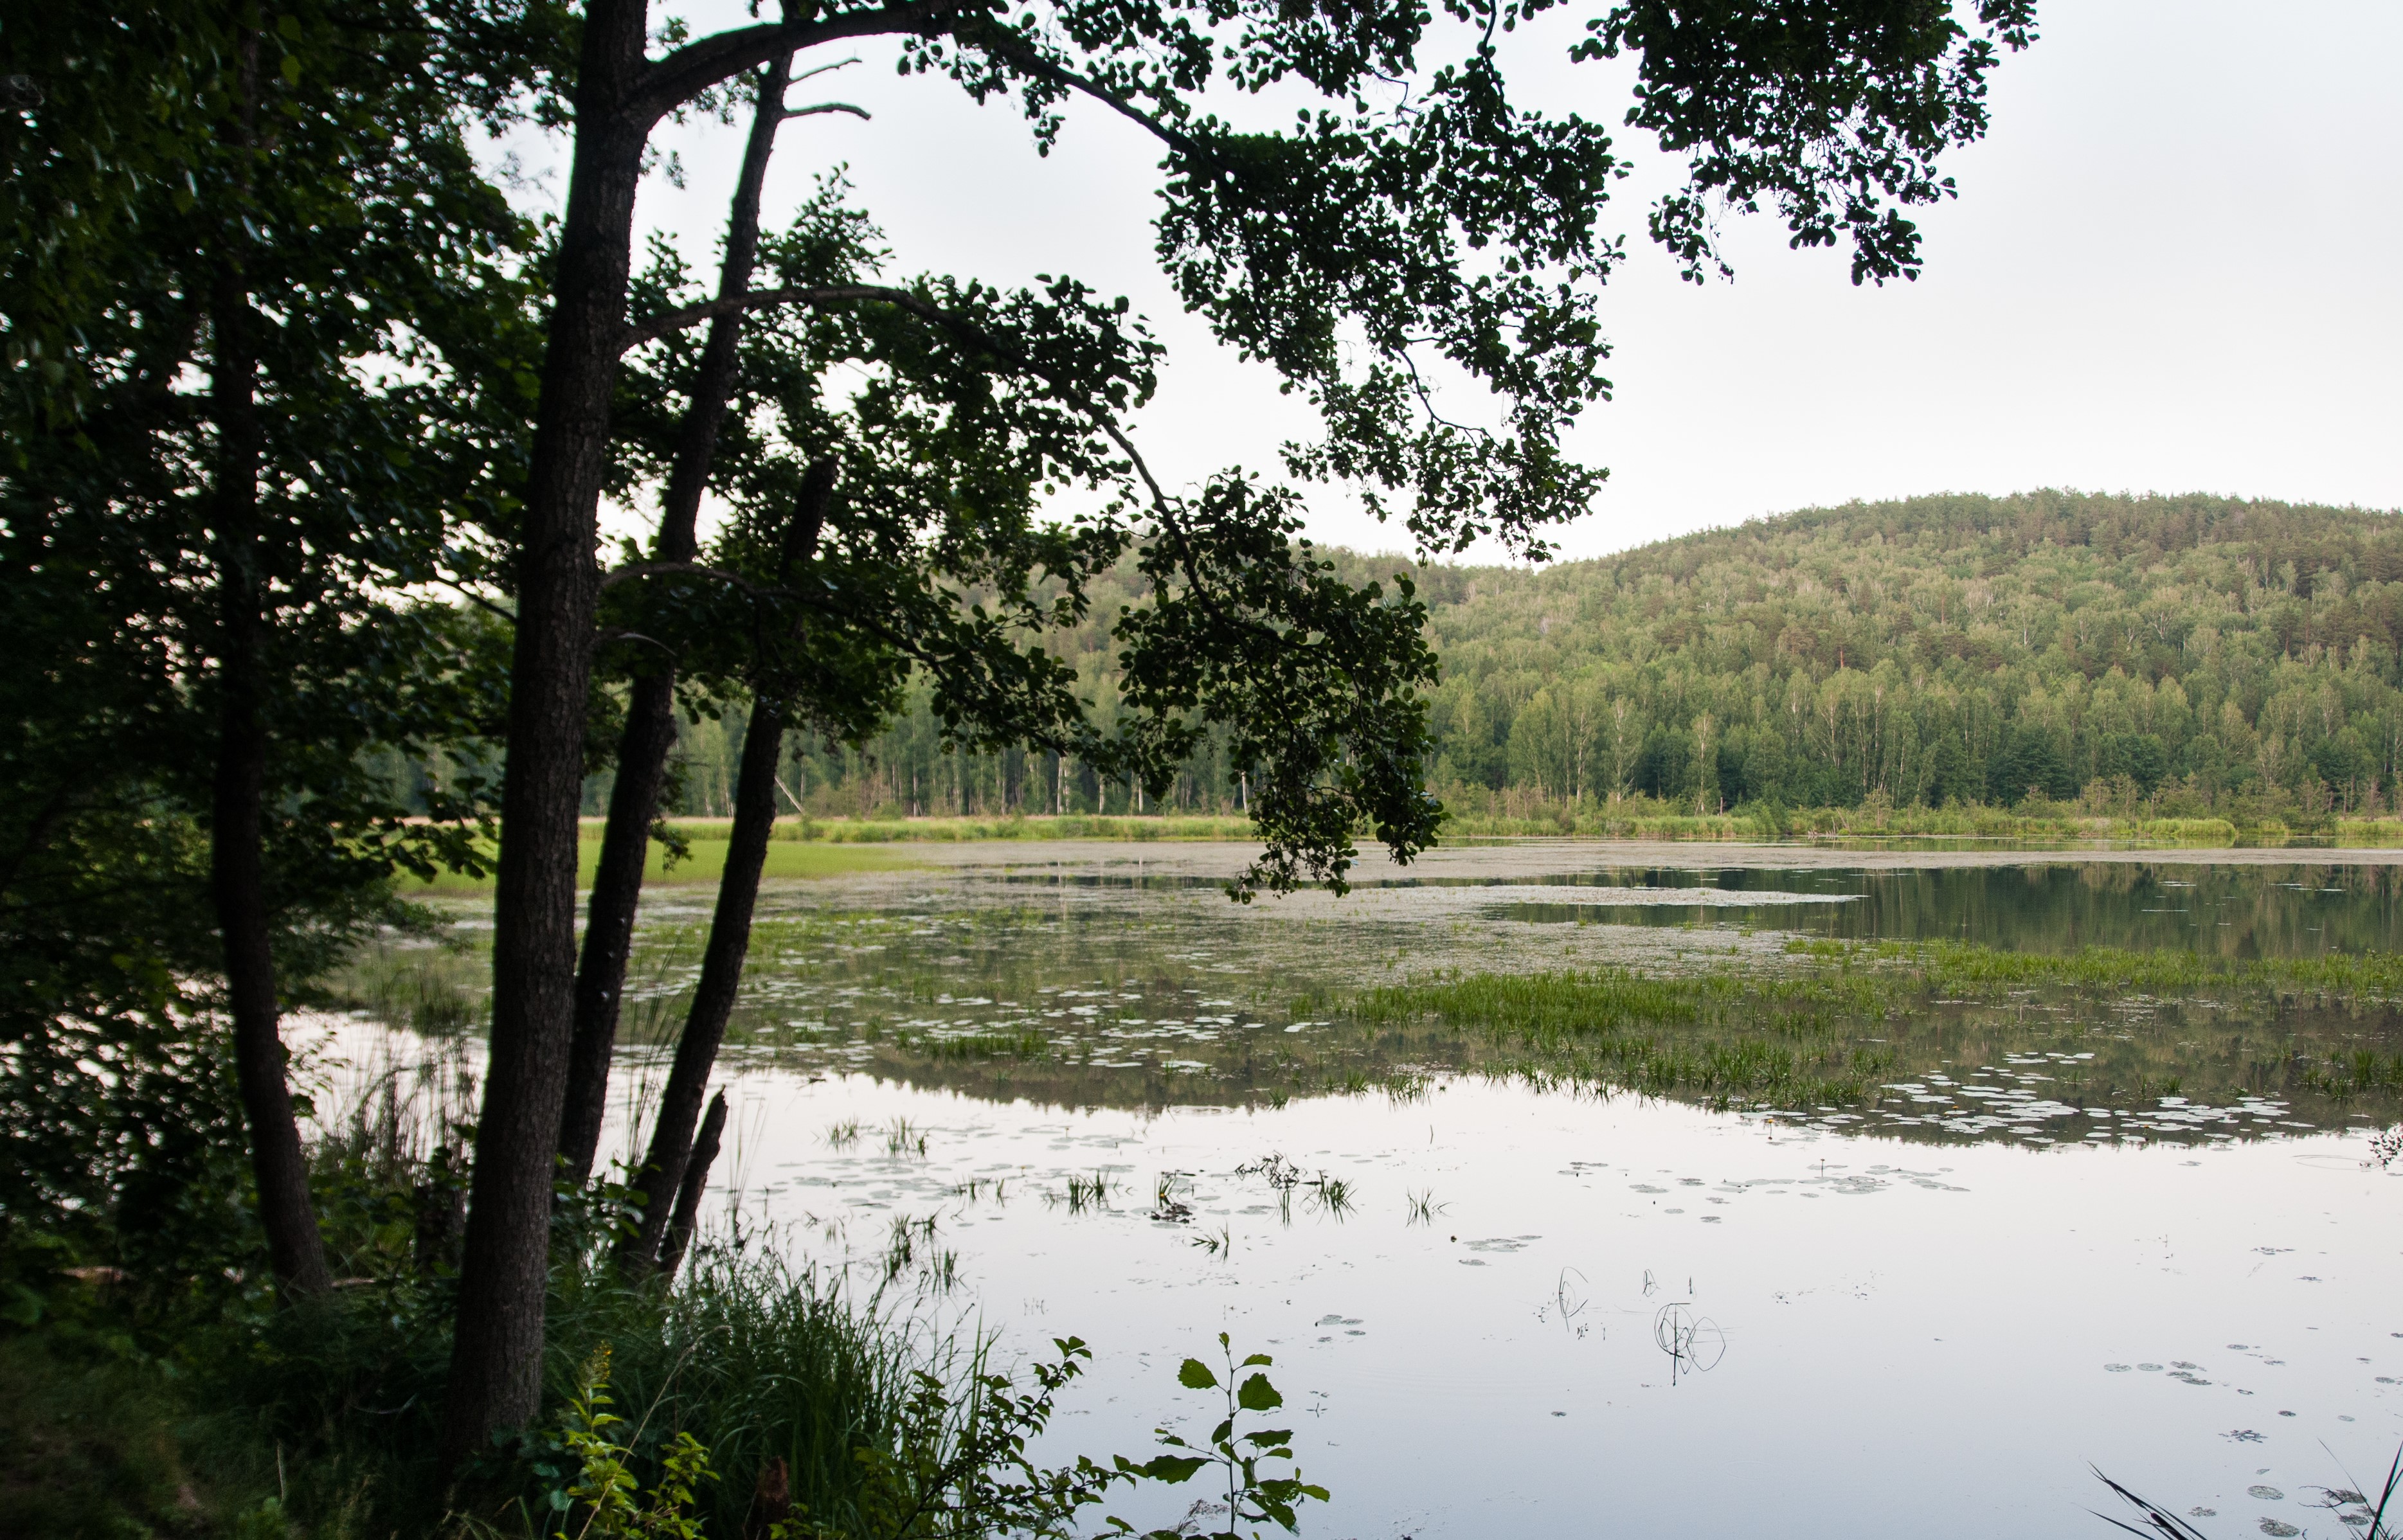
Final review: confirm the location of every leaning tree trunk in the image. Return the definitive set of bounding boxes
[616,465,831,1274]
[440,0,654,1469]
[616,694,790,1272]
[654,1089,728,1281]
[207,35,331,1302]
[559,50,799,1189]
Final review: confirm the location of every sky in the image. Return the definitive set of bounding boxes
[546,0,2403,565]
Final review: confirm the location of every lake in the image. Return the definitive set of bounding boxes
[342,841,2403,1537]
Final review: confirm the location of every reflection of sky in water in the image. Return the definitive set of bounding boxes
[338,852,2403,1536]
[662,1073,2398,1539]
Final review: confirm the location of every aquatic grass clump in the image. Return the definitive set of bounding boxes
[1352,967,1881,1047]
[2304,1048,2403,1099]
[1052,1170,1117,1213]
[1350,969,1885,1108]
[1149,1172,1195,1222]
[1348,940,2403,1125]
[881,1214,947,1284]
[2094,1442,2400,1538]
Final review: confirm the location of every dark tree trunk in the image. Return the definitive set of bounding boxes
[210,265,334,1302]
[441,0,654,1469]
[559,51,799,1189]
[556,667,677,1184]
[616,697,788,1270]
[654,1089,726,1281]
[616,465,831,1274]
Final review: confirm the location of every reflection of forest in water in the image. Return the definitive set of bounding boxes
[544,864,2403,1150]
[1488,861,2403,957]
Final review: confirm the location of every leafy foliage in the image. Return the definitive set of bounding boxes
[1109,1334,1327,1539]
[584,0,2035,894]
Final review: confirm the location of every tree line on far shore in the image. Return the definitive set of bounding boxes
[618,490,2403,828]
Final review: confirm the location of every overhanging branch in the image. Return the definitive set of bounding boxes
[965,31,1198,157]
[631,4,946,129]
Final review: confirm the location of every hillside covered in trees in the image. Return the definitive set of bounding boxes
[645,491,2403,825]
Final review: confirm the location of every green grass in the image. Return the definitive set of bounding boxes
[406,836,924,892]
[620,813,1256,845]
[1347,940,2403,1118]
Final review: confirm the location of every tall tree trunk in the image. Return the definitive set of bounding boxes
[211,271,334,1301]
[559,52,798,1189]
[207,30,331,1302]
[441,0,653,1469]
[618,465,831,1273]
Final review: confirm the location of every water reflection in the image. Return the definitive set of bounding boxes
[1650,1302,1725,1384]
[1487,863,2403,958]
[327,834,2403,1540]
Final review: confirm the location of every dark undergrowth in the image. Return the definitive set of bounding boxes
[0,1233,932,1540]
[0,1052,1049,1540]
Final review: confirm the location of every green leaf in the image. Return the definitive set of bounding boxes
[1241,1352,1274,1367]
[1236,1372,1284,1411]
[1176,1357,1218,1390]
[1133,1455,1208,1483]
[280,53,302,86]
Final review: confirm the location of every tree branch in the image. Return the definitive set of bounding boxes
[624,276,1261,646]
[786,102,869,121]
[619,283,932,354]
[433,577,518,627]
[592,629,677,657]
[965,31,1197,156]
[630,4,948,129]
[599,558,773,595]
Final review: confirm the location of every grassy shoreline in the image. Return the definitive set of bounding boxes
[587,807,2403,849]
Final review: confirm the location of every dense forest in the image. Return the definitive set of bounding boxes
[644,490,2403,823]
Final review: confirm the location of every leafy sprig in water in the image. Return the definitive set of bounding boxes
[1110,1334,1328,1539]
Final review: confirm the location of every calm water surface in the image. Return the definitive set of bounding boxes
[352,850,2403,1537]
[1481,861,2403,955]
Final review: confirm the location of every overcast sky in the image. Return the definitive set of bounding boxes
[564,0,2402,565]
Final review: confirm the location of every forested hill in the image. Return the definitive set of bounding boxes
[664,490,2403,821]
[1407,490,2403,816]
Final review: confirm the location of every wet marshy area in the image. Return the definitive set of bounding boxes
[337,848,2403,1536]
